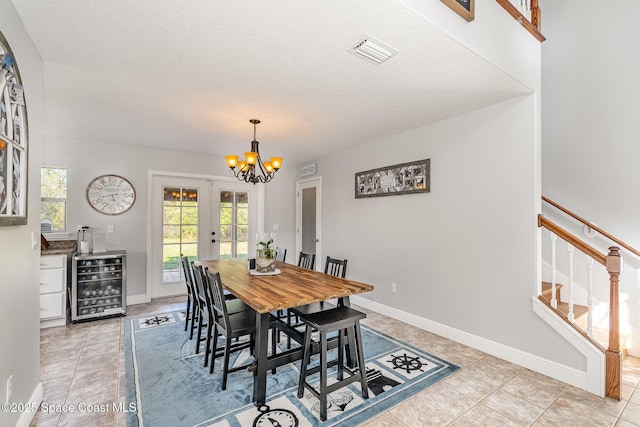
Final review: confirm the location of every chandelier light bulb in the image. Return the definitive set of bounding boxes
[225,155,239,168]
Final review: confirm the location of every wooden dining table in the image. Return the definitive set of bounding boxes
[198,258,374,406]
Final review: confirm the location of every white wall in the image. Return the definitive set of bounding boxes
[541,0,640,352]
[398,0,541,90]
[0,1,43,425]
[264,166,297,263]
[42,136,237,298]
[308,95,585,369]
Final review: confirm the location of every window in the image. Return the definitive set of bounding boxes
[40,167,67,232]
[162,187,198,282]
[219,191,248,259]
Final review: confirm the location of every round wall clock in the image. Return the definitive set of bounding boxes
[86,174,136,215]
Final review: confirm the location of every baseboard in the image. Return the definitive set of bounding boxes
[15,382,42,427]
[350,295,592,394]
[126,294,148,306]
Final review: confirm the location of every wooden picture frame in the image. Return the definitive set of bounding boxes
[0,31,29,226]
[441,0,475,22]
[355,159,430,199]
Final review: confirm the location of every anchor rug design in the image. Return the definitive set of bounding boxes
[125,311,459,426]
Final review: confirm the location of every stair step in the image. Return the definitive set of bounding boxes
[555,301,589,319]
[538,292,630,358]
[540,282,588,319]
[541,281,562,304]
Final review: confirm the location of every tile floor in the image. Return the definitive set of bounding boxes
[30,296,640,427]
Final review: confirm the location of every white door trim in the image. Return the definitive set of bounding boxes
[145,170,265,302]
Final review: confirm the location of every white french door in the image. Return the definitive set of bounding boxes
[149,175,258,299]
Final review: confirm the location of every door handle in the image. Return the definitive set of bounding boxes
[211,231,216,235]
[315,238,319,242]
[211,239,216,243]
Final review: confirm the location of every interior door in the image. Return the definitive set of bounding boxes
[296,177,322,270]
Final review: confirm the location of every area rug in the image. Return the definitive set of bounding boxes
[125,311,459,427]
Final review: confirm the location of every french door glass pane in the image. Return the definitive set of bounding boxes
[220,242,232,259]
[219,191,249,259]
[162,187,198,283]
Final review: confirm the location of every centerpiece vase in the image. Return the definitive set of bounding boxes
[256,232,277,273]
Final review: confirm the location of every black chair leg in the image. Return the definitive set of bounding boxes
[337,328,345,381]
[271,327,277,375]
[189,301,199,340]
[184,296,191,332]
[222,337,232,390]
[195,310,204,354]
[297,325,313,398]
[355,322,369,399]
[204,319,213,367]
[319,330,328,421]
[209,326,219,374]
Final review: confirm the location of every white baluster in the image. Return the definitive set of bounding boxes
[516,0,531,20]
[587,258,594,337]
[567,244,575,322]
[550,233,558,309]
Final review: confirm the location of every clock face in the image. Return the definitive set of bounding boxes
[253,406,298,427]
[86,174,136,215]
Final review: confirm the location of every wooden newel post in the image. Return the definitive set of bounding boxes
[605,246,622,400]
[531,0,541,31]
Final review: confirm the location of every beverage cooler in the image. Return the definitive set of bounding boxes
[71,250,126,322]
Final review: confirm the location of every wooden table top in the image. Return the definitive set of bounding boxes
[198,258,374,314]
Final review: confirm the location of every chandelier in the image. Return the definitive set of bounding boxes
[225,119,283,184]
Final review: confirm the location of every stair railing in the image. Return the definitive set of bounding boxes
[538,196,633,400]
[538,215,622,399]
[495,0,545,42]
[543,196,640,258]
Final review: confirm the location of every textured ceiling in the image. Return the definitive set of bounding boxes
[11,0,530,165]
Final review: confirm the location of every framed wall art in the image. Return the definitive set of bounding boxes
[441,0,475,22]
[355,159,430,199]
[0,31,29,226]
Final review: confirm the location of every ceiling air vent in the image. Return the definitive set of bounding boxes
[349,35,398,65]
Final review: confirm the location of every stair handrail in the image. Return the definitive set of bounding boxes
[543,196,640,259]
[538,213,622,400]
[495,0,546,42]
[538,215,605,265]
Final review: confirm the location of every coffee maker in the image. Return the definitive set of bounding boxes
[77,226,93,254]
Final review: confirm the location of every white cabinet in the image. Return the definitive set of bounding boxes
[40,254,68,328]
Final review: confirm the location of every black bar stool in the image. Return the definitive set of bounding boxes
[297,306,368,421]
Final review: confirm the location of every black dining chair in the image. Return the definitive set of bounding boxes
[297,251,315,270]
[276,251,315,347]
[297,305,369,421]
[191,261,251,364]
[204,268,277,388]
[180,255,199,340]
[324,256,347,278]
[276,247,287,263]
[290,256,348,318]
[284,255,347,349]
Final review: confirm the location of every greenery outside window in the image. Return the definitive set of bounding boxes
[162,187,198,282]
[40,167,67,232]
[220,191,249,259]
